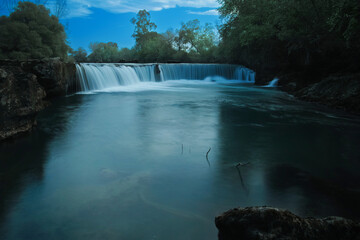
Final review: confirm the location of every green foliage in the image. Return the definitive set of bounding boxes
[131,9,157,50]
[88,42,120,62]
[118,48,137,62]
[136,32,176,62]
[66,10,219,63]
[128,10,219,63]
[218,0,360,71]
[175,20,217,57]
[0,1,69,60]
[71,47,87,62]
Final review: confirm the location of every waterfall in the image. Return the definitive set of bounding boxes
[73,63,255,93]
[75,63,156,92]
[264,78,279,87]
[159,64,255,81]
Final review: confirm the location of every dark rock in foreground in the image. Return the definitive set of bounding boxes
[0,67,46,140]
[294,74,360,114]
[278,73,360,114]
[0,59,76,141]
[215,206,360,240]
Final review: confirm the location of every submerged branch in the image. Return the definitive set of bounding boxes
[206,147,211,160]
[236,162,250,168]
[206,147,211,167]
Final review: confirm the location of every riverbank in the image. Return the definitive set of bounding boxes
[279,73,360,114]
[256,68,360,114]
[215,207,360,240]
[2,61,359,141]
[0,59,76,141]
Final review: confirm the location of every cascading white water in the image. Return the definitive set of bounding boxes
[264,78,279,87]
[74,63,255,92]
[75,63,156,92]
[159,64,255,82]
[234,67,256,82]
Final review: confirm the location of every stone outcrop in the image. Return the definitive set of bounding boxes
[215,206,360,240]
[0,59,76,141]
[293,74,360,113]
[266,72,360,114]
[31,59,76,98]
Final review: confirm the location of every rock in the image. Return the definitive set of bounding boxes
[31,58,76,98]
[215,206,360,240]
[0,59,76,141]
[294,74,360,113]
[256,67,360,114]
[0,66,46,140]
[273,71,360,114]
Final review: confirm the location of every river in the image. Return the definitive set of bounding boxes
[0,65,360,240]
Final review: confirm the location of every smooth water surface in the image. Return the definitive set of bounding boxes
[1,81,360,240]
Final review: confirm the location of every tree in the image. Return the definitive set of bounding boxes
[118,48,136,62]
[88,42,120,62]
[71,47,87,62]
[174,20,217,61]
[131,10,157,50]
[0,1,69,60]
[53,0,67,18]
[135,33,176,62]
[218,0,360,71]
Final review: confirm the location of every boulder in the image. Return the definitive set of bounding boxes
[0,59,76,141]
[0,66,46,140]
[295,74,360,113]
[215,206,360,240]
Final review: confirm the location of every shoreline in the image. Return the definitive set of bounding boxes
[1,60,359,142]
[0,59,76,141]
[216,206,360,240]
[255,68,360,115]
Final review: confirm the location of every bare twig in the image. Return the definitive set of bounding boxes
[205,147,211,167]
[206,147,211,160]
[236,166,249,195]
[181,144,183,155]
[236,162,250,168]
[206,158,211,167]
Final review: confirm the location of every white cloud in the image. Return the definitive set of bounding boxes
[187,9,219,16]
[66,0,220,18]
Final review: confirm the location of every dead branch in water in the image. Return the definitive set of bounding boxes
[206,147,211,160]
[236,166,249,195]
[206,158,211,167]
[236,162,250,168]
[206,147,212,167]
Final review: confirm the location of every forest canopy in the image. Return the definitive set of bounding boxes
[70,9,219,63]
[1,0,359,71]
[217,0,360,73]
[0,1,69,60]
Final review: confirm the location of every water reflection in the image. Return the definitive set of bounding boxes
[0,96,84,236]
[215,86,360,219]
[0,83,359,239]
[0,135,47,227]
[235,166,250,195]
[266,164,360,219]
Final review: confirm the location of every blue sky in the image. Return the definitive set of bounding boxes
[57,0,221,52]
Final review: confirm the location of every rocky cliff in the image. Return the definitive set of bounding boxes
[258,70,360,114]
[293,75,360,113]
[215,207,360,240]
[0,59,76,141]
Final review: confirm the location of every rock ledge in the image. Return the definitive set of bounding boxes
[215,206,360,240]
